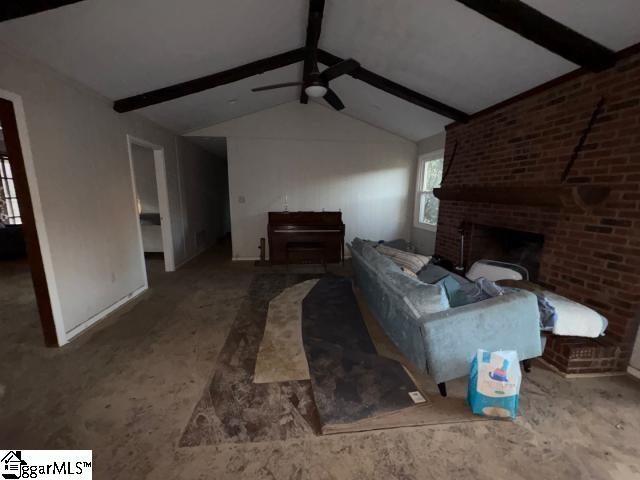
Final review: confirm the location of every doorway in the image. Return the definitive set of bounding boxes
[0,97,58,346]
[126,136,174,280]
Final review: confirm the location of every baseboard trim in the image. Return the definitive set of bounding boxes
[232,255,352,262]
[64,285,148,343]
[627,365,640,380]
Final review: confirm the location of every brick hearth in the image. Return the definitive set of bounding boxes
[544,336,628,374]
[436,46,640,373]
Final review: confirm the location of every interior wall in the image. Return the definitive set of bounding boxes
[131,144,159,214]
[220,160,231,235]
[631,323,640,373]
[411,132,445,255]
[188,102,417,260]
[0,43,224,343]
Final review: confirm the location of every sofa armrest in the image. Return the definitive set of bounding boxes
[419,290,542,383]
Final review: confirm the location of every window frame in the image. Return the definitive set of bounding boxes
[0,153,21,225]
[413,149,444,232]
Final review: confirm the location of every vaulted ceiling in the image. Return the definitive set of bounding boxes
[0,0,639,141]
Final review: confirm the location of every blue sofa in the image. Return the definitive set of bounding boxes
[349,239,542,392]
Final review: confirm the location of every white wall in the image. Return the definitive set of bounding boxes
[131,144,159,214]
[411,132,446,255]
[0,43,225,344]
[188,102,417,260]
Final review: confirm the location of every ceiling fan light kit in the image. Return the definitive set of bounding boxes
[304,84,327,98]
[252,57,359,111]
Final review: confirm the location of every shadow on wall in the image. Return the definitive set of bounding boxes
[412,227,436,256]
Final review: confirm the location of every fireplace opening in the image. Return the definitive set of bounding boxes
[465,223,545,281]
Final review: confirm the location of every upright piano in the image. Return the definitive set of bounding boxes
[268,211,345,265]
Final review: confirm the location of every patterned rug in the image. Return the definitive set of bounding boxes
[302,277,431,433]
[179,273,320,446]
[180,273,482,446]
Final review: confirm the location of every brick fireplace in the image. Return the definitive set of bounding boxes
[464,223,545,281]
[435,45,640,374]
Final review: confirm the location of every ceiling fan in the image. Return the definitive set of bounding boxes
[251,57,360,111]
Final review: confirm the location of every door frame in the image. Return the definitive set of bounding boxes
[126,135,175,274]
[0,91,64,346]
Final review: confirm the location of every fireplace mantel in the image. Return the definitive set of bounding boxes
[433,185,611,210]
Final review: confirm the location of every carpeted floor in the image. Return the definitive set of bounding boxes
[2,248,640,479]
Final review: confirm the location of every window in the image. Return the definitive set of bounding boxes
[0,154,21,225]
[415,152,443,230]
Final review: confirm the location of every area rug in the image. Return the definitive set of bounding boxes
[353,284,490,427]
[180,274,487,447]
[302,277,435,434]
[179,273,321,447]
[253,279,318,383]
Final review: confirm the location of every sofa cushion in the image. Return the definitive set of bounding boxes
[380,238,411,251]
[400,267,418,279]
[447,277,511,308]
[362,244,402,275]
[350,237,377,256]
[349,238,365,255]
[375,244,431,273]
[386,271,449,317]
[418,264,468,285]
[434,275,463,304]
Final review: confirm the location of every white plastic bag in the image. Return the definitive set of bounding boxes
[468,350,521,419]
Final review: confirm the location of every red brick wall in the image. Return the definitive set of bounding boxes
[437,49,640,352]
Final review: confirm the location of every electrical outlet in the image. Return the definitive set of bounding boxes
[238,195,246,204]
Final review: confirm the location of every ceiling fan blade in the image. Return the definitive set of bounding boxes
[252,81,303,92]
[323,88,345,111]
[320,58,360,82]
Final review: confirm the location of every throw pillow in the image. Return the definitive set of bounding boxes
[375,244,431,273]
[400,267,418,279]
[434,274,463,303]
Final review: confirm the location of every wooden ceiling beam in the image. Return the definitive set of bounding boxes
[0,0,85,22]
[454,0,616,71]
[113,48,306,113]
[317,49,469,122]
[300,0,326,104]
